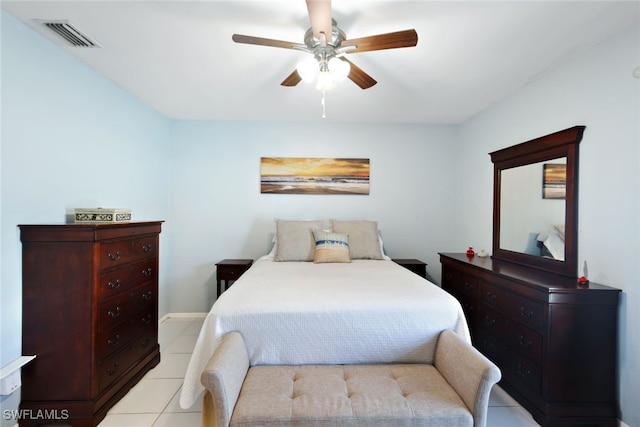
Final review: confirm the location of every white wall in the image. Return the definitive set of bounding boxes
[0,11,170,425]
[456,23,640,427]
[166,120,458,312]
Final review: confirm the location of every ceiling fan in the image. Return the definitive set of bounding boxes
[232,0,418,90]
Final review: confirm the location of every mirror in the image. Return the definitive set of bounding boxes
[500,158,566,258]
[490,126,585,277]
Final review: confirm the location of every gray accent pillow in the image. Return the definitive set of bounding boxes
[330,219,384,260]
[274,219,324,261]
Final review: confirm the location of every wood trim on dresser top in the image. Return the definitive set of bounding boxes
[439,252,620,427]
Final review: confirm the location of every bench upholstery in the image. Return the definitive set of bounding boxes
[201,330,500,427]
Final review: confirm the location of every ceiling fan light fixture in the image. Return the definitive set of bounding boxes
[296,57,318,82]
[328,57,350,81]
[315,70,337,91]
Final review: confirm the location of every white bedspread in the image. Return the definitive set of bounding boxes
[179,257,470,409]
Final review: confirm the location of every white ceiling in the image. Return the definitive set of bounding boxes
[3,1,639,124]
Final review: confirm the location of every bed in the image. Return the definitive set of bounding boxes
[179,219,470,409]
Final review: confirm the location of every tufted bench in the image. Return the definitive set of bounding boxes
[200,330,501,427]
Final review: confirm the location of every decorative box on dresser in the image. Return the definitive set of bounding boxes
[439,253,620,427]
[19,221,163,427]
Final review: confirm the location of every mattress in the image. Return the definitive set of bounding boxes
[179,257,470,409]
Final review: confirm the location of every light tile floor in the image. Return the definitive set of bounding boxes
[99,316,540,427]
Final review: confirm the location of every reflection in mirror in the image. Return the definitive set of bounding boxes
[500,158,566,260]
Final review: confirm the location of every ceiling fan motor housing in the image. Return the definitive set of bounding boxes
[303,19,349,63]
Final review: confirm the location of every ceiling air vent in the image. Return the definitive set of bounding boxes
[36,20,100,48]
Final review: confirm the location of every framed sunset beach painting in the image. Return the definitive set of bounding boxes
[260,157,370,195]
[542,163,566,199]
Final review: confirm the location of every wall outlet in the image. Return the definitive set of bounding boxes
[0,369,21,395]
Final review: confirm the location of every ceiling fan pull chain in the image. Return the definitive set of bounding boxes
[321,90,326,119]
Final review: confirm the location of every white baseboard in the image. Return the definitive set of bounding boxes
[159,312,207,323]
[620,421,630,427]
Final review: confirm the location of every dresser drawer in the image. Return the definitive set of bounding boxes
[99,236,158,270]
[479,305,509,337]
[442,266,479,300]
[133,281,157,312]
[476,329,508,365]
[96,307,156,361]
[99,292,134,331]
[457,295,478,322]
[480,305,543,363]
[98,259,157,298]
[99,281,157,331]
[504,350,542,395]
[481,281,546,332]
[98,329,156,393]
[217,263,252,281]
[478,328,541,395]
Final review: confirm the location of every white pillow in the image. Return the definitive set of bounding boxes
[330,219,384,260]
[274,219,324,262]
[553,224,566,241]
[542,232,565,261]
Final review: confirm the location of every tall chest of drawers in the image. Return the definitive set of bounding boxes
[19,221,163,427]
[439,253,620,427]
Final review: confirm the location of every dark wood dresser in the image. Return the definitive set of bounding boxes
[439,253,620,427]
[19,221,163,427]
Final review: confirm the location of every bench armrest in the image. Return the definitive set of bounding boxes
[434,330,501,427]
[200,332,250,427]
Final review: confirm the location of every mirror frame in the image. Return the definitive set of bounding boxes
[490,126,585,277]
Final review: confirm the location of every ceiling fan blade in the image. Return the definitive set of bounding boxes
[232,34,305,50]
[342,29,418,53]
[342,58,377,89]
[306,0,332,41]
[281,70,302,87]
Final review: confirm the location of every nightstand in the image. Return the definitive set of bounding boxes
[216,259,253,297]
[392,259,427,279]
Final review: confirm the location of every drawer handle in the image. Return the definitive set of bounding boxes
[517,363,532,378]
[142,290,153,300]
[141,315,152,325]
[107,306,122,318]
[520,307,534,319]
[482,339,494,351]
[107,334,121,347]
[140,338,151,348]
[107,362,121,376]
[107,251,122,261]
[463,282,474,291]
[519,335,533,349]
[485,292,497,302]
[142,268,153,277]
[445,273,454,280]
[107,279,121,289]
[142,244,153,253]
